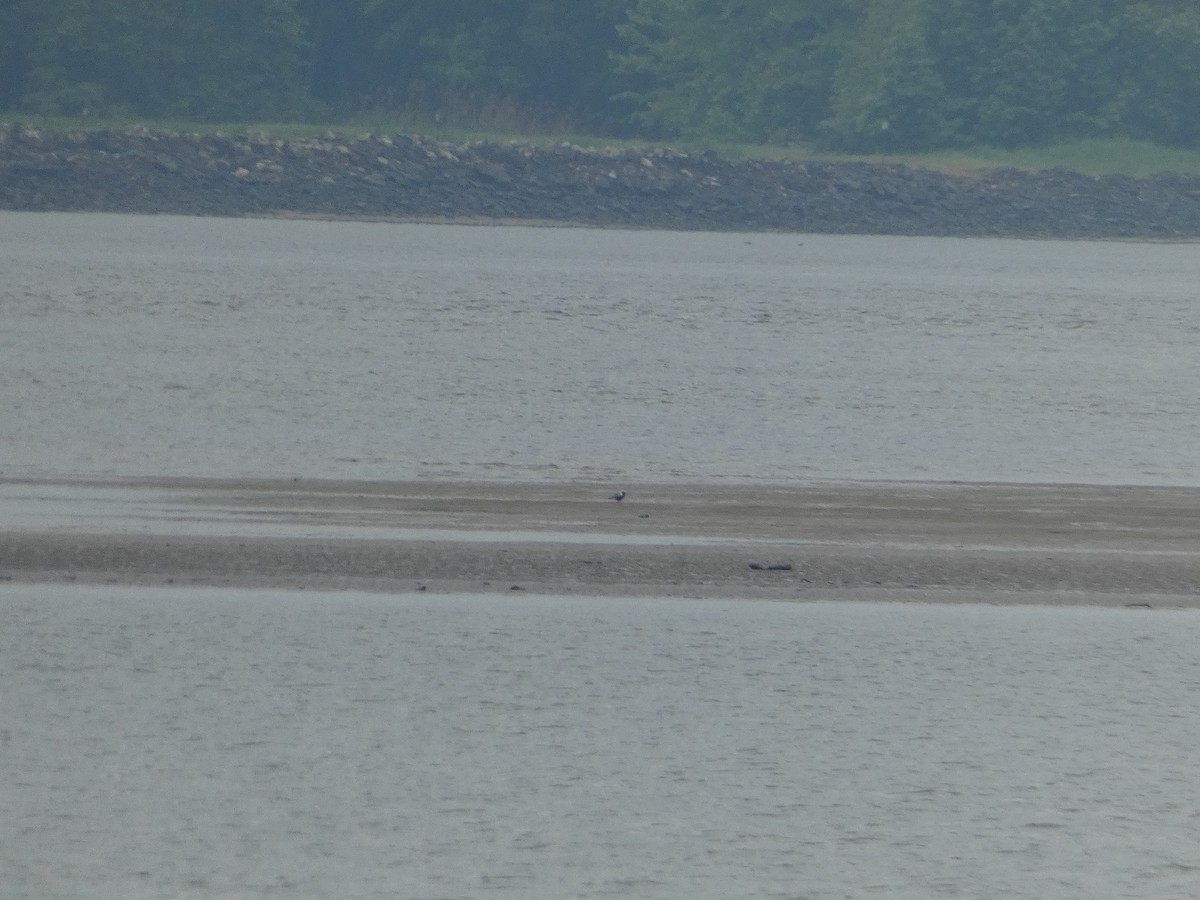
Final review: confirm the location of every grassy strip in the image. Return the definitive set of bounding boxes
[7,114,1200,177]
[827,139,1200,178]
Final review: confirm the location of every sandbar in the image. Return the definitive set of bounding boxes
[2,477,1199,606]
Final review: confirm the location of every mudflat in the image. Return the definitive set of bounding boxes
[2,477,1199,605]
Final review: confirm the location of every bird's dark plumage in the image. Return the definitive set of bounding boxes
[610,490,626,502]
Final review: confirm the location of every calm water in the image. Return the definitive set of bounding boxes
[6,213,1200,899]
[4,211,1200,485]
[4,585,1200,900]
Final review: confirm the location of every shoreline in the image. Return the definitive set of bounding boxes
[6,125,1200,238]
[3,477,1199,606]
[11,206,1200,243]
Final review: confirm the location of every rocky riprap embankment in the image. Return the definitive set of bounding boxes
[3,124,1200,237]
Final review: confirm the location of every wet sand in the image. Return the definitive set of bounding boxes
[2,477,1199,605]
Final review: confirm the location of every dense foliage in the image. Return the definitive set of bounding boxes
[2,0,1198,150]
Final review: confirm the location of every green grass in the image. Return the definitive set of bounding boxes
[723,137,1200,177]
[869,139,1200,177]
[7,113,1200,176]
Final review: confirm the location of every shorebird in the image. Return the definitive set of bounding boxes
[610,490,626,502]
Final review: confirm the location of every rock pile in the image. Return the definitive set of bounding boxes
[3,124,1200,237]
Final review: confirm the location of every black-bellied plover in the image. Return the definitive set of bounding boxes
[610,490,626,502]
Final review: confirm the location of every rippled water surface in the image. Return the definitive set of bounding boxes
[4,586,1200,900]
[4,211,1200,484]
[8,214,1200,900]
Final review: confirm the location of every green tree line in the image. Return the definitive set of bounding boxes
[2,0,1197,150]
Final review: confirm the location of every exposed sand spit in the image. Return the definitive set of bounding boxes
[2,477,1199,604]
